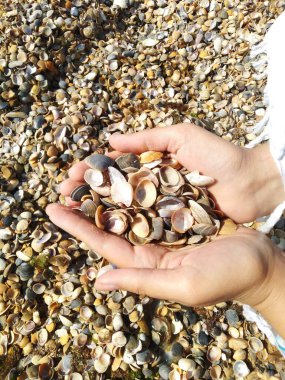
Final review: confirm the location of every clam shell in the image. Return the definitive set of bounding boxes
[37,328,48,346]
[189,200,212,225]
[146,217,163,241]
[70,184,90,202]
[84,168,104,187]
[127,231,148,245]
[94,353,111,374]
[191,223,217,236]
[85,154,114,171]
[80,306,93,321]
[112,331,127,347]
[103,211,128,235]
[134,179,157,207]
[156,196,185,217]
[171,208,194,233]
[61,282,74,297]
[233,361,250,377]
[80,199,97,218]
[111,182,133,207]
[90,184,111,197]
[207,346,222,363]
[159,166,181,187]
[248,337,263,353]
[130,213,150,238]
[128,167,159,188]
[185,170,215,186]
[95,205,105,229]
[108,166,126,184]
[140,151,163,164]
[115,153,140,173]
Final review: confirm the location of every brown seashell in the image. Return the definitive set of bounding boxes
[103,211,128,235]
[130,213,150,238]
[81,199,97,218]
[95,205,106,229]
[140,151,163,164]
[134,179,157,208]
[159,166,181,187]
[128,167,159,188]
[171,208,194,233]
[191,223,217,236]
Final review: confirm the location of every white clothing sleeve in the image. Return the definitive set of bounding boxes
[243,11,285,357]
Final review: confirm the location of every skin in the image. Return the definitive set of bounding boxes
[46,123,285,338]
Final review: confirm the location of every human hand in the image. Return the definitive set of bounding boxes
[46,202,285,338]
[108,124,284,223]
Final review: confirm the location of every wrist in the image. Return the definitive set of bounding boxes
[245,143,285,218]
[249,243,285,339]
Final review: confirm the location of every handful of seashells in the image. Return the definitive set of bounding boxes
[70,151,236,246]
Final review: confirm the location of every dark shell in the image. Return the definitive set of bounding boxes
[115,153,140,173]
[70,184,91,201]
[85,154,115,171]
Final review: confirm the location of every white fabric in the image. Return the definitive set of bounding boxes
[246,11,285,232]
[243,12,285,357]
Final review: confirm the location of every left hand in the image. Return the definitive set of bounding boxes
[46,203,276,309]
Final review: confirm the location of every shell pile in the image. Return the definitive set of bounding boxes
[71,151,229,247]
[1,0,285,379]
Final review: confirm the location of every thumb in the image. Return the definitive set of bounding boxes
[109,124,189,155]
[95,267,193,304]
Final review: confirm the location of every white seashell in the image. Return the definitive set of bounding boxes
[185,170,215,186]
[94,353,111,374]
[233,361,250,377]
[84,169,104,188]
[178,358,196,372]
[112,331,127,347]
[111,182,133,207]
[113,313,124,331]
[142,38,159,47]
[108,166,126,184]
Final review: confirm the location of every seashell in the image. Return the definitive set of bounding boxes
[210,365,222,379]
[162,230,181,244]
[115,153,140,173]
[248,337,263,353]
[38,363,54,379]
[168,369,181,380]
[70,184,90,202]
[91,184,111,197]
[159,166,181,187]
[84,168,104,188]
[86,267,97,281]
[207,346,222,363]
[178,358,196,372]
[127,231,148,245]
[37,329,48,346]
[94,353,111,374]
[134,179,157,207]
[187,235,204,245]
[233,361,250,377]
[95,205,106,229]
[130,213,150,238]
[69,374,83,380]
[74,333,88,347]
[61,282,74,297]
[171,208,194,233]
[80,306,93,321]
[113,313,124,331]
[80,199,97,218]
[192,223,217,236]
[185,170,215,187]
[147,217,164,241]
[85,154,114,171]
[136,349,153,365]
[108,166,127,185]
[112,331,127,347]
[111,182,133,207]
[128,167,159,188]
[32,283,46,295]
[156,196,185,217]
[189,200,212,225]
[140,151,163,164]
[103,211,128,235]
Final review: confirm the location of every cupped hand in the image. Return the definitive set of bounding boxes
[46,202,276,310]
[107,124,284,223]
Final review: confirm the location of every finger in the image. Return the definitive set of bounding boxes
[106,151,123,160]
[95,267,191,303]
[46,203,135,267]
[109,124,189,154]
[68,161,89,181]
[65,197,81,207]
[59,179,85,196]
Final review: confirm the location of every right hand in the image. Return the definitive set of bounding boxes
[108,123,285,223]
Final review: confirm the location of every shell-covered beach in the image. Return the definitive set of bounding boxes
[1,0,285,379]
